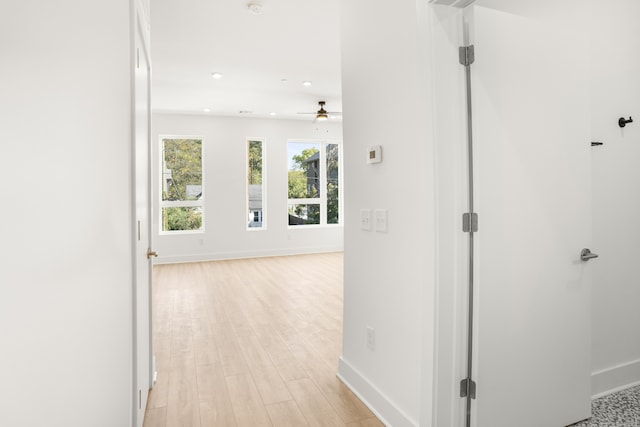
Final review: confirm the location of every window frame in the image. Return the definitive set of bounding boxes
[286,139,343,228]
[246,138,266,231]
[159,135,205,235]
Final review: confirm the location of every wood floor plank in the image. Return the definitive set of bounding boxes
[287,378,347,427]
[191,314,213,338]
[165,375,200,427]
[196,363,238,426]
[211,322,249,376]
[346,418,385,427]
[193,335,220,366]
[199,399,238,427]
[143,407,166,427]
[145,253,382,427]
[225,374,273,427]
[321,385,376,424]
[146,368,169,410]
[265,400,310,426]
[237,334,292,405]
[255,331,308,382]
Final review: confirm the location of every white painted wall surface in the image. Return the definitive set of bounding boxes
[340,1,640,424]
[589,0,640,396]
[152,114,344,263]
[0,1,133,426]
[339,1,436,425]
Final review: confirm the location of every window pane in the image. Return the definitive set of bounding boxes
[288,204,320,226]
[162,207,203,231]
[327,143,339,224]
[288,142,320,199]
[162,138,202,202]
[247,140,264,228]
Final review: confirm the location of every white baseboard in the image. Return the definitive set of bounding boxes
[337,357,418,427]
[153,246,344,265]
[592,358,640,399]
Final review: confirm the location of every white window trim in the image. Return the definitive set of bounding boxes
[286,139,343,229]
[246,138,266,231]
[159,135,205,235]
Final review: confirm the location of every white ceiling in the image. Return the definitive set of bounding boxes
[150,0,342,120]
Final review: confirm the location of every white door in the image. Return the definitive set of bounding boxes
[470,6,592,427]
[134,20,153,427]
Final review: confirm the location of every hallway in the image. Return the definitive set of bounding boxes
[143,253,382,426]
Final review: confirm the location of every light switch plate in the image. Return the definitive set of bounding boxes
[375,209,388,233]
[360,209,372,231]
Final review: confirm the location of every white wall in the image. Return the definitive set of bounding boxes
[340,2,640,425]
[339,1,436,426]
[590,0,640,396]
[0,1,133,426]
[152,114,343,263]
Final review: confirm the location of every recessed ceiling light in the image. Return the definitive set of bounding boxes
[247,1,263,15]
[302,81,312,87]
[280,79,288,84]
[269,112,277,116]
[203,108,211,113]
[211,72,223,79]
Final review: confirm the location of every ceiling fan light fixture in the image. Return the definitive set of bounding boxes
[316,101,328,121]
[297,101,341,121]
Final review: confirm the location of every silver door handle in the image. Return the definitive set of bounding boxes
[580,248,599,261]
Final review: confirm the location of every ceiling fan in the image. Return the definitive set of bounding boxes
[298,101,342,121]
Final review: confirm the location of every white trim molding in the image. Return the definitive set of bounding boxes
[337,357,418,427]
[591,358,640,399]
[154,247,344,265]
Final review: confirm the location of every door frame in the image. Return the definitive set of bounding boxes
[427,4,469,427]
[428,3,593,426]
[132,1,154,426]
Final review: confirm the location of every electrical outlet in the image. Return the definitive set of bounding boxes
[367,327,375,351]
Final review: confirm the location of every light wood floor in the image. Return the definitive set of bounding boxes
[143,252,383,427]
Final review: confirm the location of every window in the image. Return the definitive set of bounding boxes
[160,137,203,232]
[287,140,341,226]
[247,139,265,229]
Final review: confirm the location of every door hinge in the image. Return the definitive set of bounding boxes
[459,45,475,66]
[460,378,477,399]
[137,48,140,69]
[462,213,478,232]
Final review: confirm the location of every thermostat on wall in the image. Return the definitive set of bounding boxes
[367,145,382,164]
